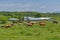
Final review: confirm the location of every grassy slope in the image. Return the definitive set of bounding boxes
[0,18,60,40]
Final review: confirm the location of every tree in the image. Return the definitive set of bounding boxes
[0,15,8,21]
[35,13,42,17]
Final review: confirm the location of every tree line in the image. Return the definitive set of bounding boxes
[0,11,59,24]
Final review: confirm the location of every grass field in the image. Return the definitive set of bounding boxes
[0,20,60,40]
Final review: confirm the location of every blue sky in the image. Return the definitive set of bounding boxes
[0,0,60,12]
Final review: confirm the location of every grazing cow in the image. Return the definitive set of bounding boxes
[39,21,46,26]
[1,23,14,28]
[5,25,11,28]
[27,23,33,27]
[27,22,37,26]
[4,23,14,28]
[29,22,37,25]
[24,22,33,27]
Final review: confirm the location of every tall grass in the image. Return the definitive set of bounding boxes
[0,20,60,40]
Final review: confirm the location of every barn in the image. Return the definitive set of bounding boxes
[8,18,19,23]
[8,18,19,21]
[24,17,53,22]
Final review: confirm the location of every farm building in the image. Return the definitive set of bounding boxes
[8,18,19,23]
[24,17,53,21]
[8,18,19,21]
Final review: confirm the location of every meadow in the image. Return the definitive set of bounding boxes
[0,12,60,40]
[0,20,60,40]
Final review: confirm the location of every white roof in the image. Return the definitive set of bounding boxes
[24,17,52,21]
[9,18,19,21]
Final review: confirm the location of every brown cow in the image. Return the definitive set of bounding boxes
[29,22,37,25]
[39,21,46,26]
[27,23,33,26]
[5,25,12,28]
[24,22,33,27]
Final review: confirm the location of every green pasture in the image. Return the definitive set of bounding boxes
[0,20,60,40]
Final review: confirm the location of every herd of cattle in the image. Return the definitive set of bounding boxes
[24,20,58,26]
[0,20,58,28]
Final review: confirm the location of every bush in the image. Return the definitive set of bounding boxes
[35,13,42,17]
[1,20,6,24]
